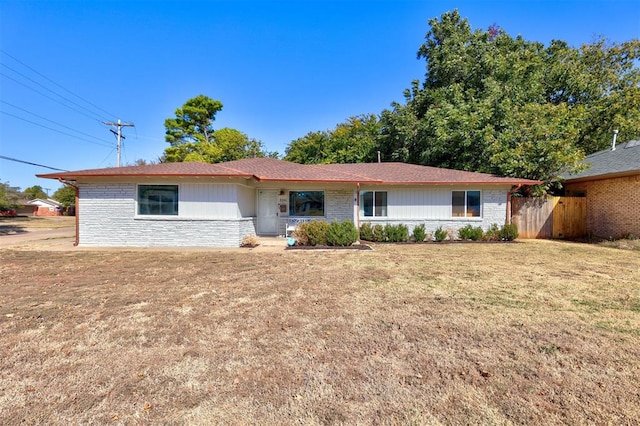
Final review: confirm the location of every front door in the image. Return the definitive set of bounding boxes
[257,190,279,235]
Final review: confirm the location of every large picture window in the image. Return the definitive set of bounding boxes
[452,190,481,217]
[289,191,324,217]
[138,185,178,216]
[360,191,387,217]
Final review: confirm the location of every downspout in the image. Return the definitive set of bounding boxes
[506,184,522,225]
[356,182,361,229]
[58,178,79,246]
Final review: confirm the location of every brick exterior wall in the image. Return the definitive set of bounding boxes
[565,174,640,239]
[78,183,256,247]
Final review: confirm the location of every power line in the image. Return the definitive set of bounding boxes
[0,71,108,123]
[0,110,114,148]
[0,100,115,146]
[0,154,68,172]
[0,49,118,122]
[0,63,114,123]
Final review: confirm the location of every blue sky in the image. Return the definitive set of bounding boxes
[1,0,639,193]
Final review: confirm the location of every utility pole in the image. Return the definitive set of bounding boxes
[103,119,135,167]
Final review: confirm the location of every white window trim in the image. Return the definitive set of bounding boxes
[359,190,388,218]
[135,183,180,217]
[451,190,482,219]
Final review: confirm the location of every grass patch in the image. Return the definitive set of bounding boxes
[1,240,639,424]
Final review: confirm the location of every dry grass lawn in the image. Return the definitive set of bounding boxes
[1,240,639,424]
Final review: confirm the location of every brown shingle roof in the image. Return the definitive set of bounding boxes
[38,158,540,185]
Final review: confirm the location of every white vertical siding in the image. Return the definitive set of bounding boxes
[359,185,511,237]
[387,188,451,219]
[180,183,239,218]
[237,185,256,217]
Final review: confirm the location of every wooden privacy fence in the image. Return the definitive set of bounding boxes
[511,196,586,239]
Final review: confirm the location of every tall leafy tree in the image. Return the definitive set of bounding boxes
[52,186,76,207]
[378,10,640,185]
[0,181,23,208]
[23,185,48,200]
[162,95,276,163]
[285,114,380,164]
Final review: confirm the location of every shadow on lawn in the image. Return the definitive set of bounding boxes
[0,223,28,236]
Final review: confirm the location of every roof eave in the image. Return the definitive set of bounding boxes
[563,169,640,183]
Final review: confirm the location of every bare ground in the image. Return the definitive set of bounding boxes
[0,238,639,425]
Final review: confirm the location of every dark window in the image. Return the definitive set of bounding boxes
[138,185,178,216]
[360,191,387,217]
[289,191,324,216]
[452,190,481,217]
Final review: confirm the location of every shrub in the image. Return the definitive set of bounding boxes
[359,223,374,241]
[458,224,483,241]
[305,220,330,246]
[292,222,310,245]
[372,224,386,242]
[326,220,359,246]
[434,226,448,242]
[293,220,330,246]
[412,223,426,243]
[385,224,409,243]
[241,234,259,247]
[499,223,519,241]
[483,223,501,241]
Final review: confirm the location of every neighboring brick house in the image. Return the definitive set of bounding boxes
[37,158,538,247]
[563,139,640,239]
[27,198,64,216]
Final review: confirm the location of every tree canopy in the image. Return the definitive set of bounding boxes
[162,95,276,163]
[0,181,23,208]
[377,10,640,186]
[23,185,48,200]
[284,114,381,164]
[52,186,76,207]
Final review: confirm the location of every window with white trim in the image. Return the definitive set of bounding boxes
[452,190,481,217]
[360,191,387,217]
[289,191,324,216]
[138,185,178,216]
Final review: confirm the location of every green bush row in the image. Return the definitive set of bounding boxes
[360,223,519,242]
[359,223,410,243]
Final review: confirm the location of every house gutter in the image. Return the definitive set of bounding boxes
[58,178,79,246]
[506,184,523,225]
[356,182,361,229]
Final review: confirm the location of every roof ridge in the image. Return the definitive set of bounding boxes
[308,163,383,182]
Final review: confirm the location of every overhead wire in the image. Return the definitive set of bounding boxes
[0,71,109,124]
[0,100,115,146]
[0,50,136,168]
[0,51,117,123]
[0,110,113,148]
[0,154,69,172]
[97,147,117,167]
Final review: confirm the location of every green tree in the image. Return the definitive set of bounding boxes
[285,114,380,164]
[23,185,48,200]
[165,94,223,145]
[162,95,276,163]
[52,186,76,207]
[378,10,640,185]
[0,181,23,208]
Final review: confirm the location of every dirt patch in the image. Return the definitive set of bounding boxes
[286,244,373,250]
[1,240,639,424]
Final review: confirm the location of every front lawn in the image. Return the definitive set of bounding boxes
[0,241,638,424]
